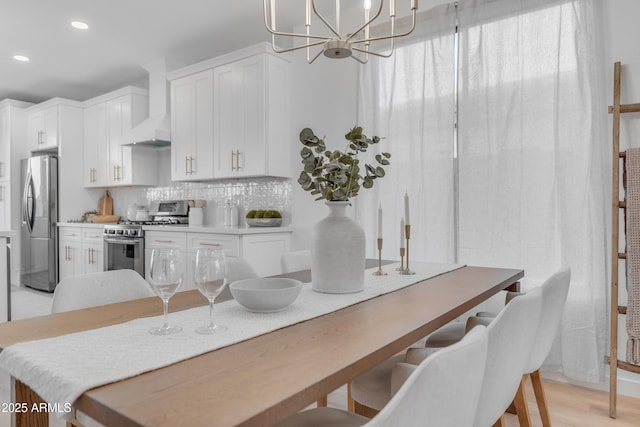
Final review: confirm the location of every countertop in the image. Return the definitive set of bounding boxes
[143,224,293,235]
[57,223,293,235]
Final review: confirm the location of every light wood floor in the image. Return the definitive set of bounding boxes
[325,378,640,427]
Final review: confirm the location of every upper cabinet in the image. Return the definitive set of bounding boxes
[26,99,82,154]
[27,105,58,151]
[83,87,158,187]
[170,69,214,181]
[168,43,291,181]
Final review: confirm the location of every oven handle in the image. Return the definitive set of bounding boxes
[103,237,144,244]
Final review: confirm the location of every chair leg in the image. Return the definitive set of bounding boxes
[513,375,532,427]
[353,400,380,418]
[347,381,355,412]
[317,396,327,407]
[530,369,552,427]
[492,415,506,427]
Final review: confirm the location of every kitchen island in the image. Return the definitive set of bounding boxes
[0,231,14,322]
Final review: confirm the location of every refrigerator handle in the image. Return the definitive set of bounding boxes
[22,171,34,233]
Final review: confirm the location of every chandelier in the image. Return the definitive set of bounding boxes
[263,0,418,64]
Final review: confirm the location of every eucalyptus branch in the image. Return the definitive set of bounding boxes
[298,126,391,202]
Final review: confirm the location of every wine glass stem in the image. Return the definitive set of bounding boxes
[208,299,215,327]
[162,298,170,329]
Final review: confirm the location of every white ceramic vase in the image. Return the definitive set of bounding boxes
[311,201,365,294]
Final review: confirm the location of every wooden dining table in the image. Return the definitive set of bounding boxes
[0,263,523,427]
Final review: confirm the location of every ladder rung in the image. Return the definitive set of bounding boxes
[619,201,627,208]
[619,252,627,259]
[605,355,640,374]
[619,306,627,315]
[608,103,640,114]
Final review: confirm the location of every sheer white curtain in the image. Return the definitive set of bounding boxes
[356,5,458,263]
[357,0,608,382]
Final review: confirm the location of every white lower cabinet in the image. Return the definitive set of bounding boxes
[58,226,104,282]
[145,229,291,292]
[144,231,188,289]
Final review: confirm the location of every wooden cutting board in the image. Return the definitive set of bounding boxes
[98,190,113,215]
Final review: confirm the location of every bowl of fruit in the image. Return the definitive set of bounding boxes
[245,210,283,227]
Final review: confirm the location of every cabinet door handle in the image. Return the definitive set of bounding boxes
[200,243,222,247]
[65,245,69,261]
[0,186,4,202]
[236,150,242,170]
[37,131,43,145]
[231,151,237,171]
[155,240,175,244]
[190,156,195,174]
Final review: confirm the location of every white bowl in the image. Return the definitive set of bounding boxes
[246,218,283,227]
[229,278,303,313]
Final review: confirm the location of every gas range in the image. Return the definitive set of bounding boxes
[103,217,188,239]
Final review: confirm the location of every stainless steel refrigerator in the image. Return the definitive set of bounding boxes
[21,155,58,292]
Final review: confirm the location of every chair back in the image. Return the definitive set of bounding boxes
[280,250,311,274]
[217,257,259,301]
[51,269,155,313]
[473,286,542,427]
[367,326,488,427]
[526,267,571,373]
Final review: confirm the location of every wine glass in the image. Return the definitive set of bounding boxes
[194,247,228,334]
[147,248,183,335]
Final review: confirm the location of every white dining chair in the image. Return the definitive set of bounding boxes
[51,269,155,313]
[216,257,259,301]
[510,268,570,426]
[276,325,489,427]
[350,285,542,427]
[51,269,156,427]
[280,250,311,274]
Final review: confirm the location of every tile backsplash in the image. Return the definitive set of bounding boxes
[144,178,292,226]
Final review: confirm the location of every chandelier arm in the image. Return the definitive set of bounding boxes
[350,53,369,64]
[271,39,329,55]
[351,10,417,44]
[345,0,384,43]
[311,0,342,39]
[263,0,332,41]
[308,48,326,64]
[352,46,394,59]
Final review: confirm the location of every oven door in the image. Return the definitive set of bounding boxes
[103,237,145,277]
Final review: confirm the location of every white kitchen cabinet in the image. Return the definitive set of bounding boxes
[59,227,83,281]
[84,102,107,186]
[144,227,292,291]
[213,53,290,178]
[83,87,155,187]
[82,228,104,274]
[170,69,214,181]
[242,233,291,277]
[0,182,9,231]
[144,231,189,289]
[58,225,105,281]
[27,104,59,152]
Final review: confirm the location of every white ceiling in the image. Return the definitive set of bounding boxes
[0,0,302,104]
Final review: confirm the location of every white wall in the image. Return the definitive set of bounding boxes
[288,51,359,250]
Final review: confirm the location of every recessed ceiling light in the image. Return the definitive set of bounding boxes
[13,55,29,62]
[71,21,89,30]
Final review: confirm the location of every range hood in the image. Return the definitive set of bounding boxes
[124,59,171,147]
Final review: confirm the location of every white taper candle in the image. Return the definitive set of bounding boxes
[378,203,383,238]
[404,192,410,225]
[400,218,405,248]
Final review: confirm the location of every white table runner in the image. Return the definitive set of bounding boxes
[0,262,462,419]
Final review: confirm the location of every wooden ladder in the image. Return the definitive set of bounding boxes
[609,61,640,418]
